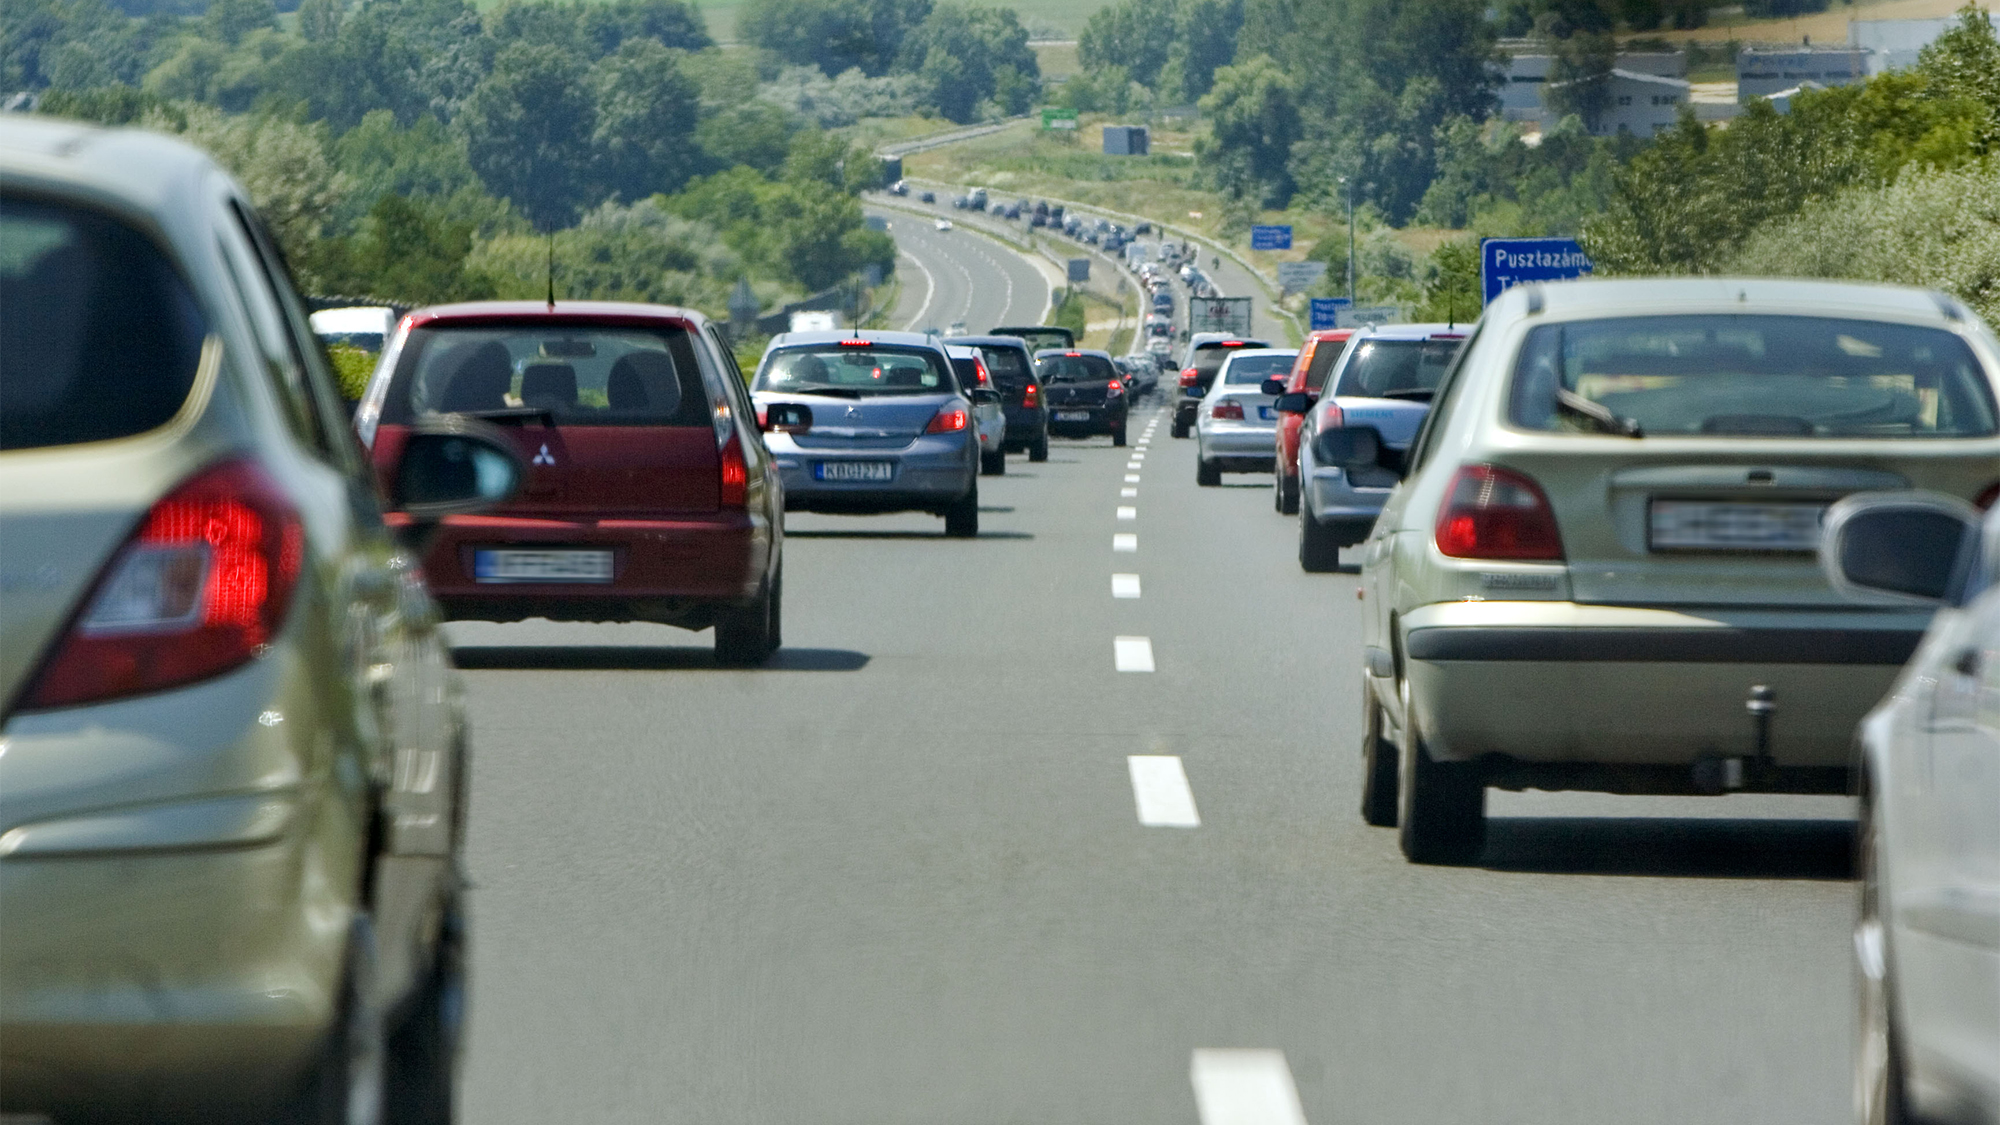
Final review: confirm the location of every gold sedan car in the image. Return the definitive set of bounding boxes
[1317,278,2000,864]
[0,118,517,1121]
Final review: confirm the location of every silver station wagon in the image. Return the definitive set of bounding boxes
[1318,278,2000,863]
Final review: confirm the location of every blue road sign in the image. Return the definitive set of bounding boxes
[1309,297,1350,331]
[1250,225,1293,251]
[1481,238,1592,304]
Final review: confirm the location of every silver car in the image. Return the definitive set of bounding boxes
[1293,324,1468,570]
[1194,348,1296,485]
[1821,494,2000,1125]
[752,330,981,536]
[0,116,518,1120]
[1332,278,2000,864]
[945,344,1010,476]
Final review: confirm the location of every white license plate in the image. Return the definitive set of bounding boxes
[473,549,614,583]
[815,460,894,482]
[1650,500,1826,552]
[1054,411,1092,421]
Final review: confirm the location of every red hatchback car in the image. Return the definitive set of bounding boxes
[355,301,788,664]
[1269,328,1355,514]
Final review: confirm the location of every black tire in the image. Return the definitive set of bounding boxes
[1360,683,1399,827]
[1196,459,1221,487]
[1299,506,1342,572]
[384,893,464,1125]
[944,481,979,537]
[1111,425,1127,447]
[281,917,385,1125]
[1277,473,1300,515]
[981,448,1006,475]
[1397,717,1485,865]
[1028,432,1049,462]
[715,570,780,666]
[1171,418,1190,439]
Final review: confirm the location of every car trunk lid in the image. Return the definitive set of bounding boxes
[767,393,951,450]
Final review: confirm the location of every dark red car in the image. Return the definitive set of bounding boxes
[355,301,788,664]
[1267,328,1354,514]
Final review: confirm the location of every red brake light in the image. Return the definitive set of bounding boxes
[1212,400,1244,420]
[1221,340,1244,346]
[719,433,749,507]
[23,460,304,710]
[1319,402,1344,429]
[1023,382,1039,407]
[1179,368,1198,387]
[1107,379,1124,393]
[975,359,990,386]
[1065,351,1082,357]
[1977,482,2000,510]
[1434,464,1564,561]
[926,406,969,433]
[838,339,873,346]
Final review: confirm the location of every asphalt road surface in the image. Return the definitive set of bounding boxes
[868,205,1052,335]
[447,390,1860,1123]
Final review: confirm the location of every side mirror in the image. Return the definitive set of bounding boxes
[391,418,523,517]
[1312,425,1398,476]
[971,388,1002,404]
[1260,378,1288,396]
[764,402,813,433]
[1273,392,1313,414]
[1820,491,1983,606]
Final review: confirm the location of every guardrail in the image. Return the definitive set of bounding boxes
[876,118,1030,159]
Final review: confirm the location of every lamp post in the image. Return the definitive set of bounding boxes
[1339,175,1356,305]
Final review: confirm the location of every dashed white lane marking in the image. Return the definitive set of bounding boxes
[1117,506,1136,520]
[1113,533,1137,552]
[1114,636,1155,672]
[1126,462,1143,471]
[1124,474,1141,483]
[1128,754,1197,826]
[1190,1050,1307,1125]
[1121,487,1137,497]
[1112,573,1141,598]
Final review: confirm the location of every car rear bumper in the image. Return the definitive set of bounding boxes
[1198,422,1277,465]
[1394,599,1924,773]
[1001,405,1045,445]
[775,435,974,511]
[1046,405,1125,433]
[1305,467,1393,526]
[421,510,770,613]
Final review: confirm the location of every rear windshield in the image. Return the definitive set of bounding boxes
[0,195,209,451]
[1334,338,1463,398]
[995,328,1073,352]
[1193,343,1265,379]
[756,345,957,396]
[975,346,1034,387]
[381,324,711,426]
[949,356,984,387]
[1507,316,1998,438]
[1037,354,1116,383]
[1223,353,1297,384]
[1302,338,1347,392]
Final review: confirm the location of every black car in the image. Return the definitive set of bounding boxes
[1035,348,1128,445]
[990,324,1075,353]
[1171,336,1271,437]
[920,190,936,203]
[949,335,1049,461]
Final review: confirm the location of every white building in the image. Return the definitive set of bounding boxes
[1849,17,1954,74]
[1497,46,1687,123]
[1737,48,1868,101]
[1540,68,1689,137]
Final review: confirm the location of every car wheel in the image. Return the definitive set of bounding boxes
[1171,419,1190,439]
[384,892,464,1125]
[715,572,779,666]
[282,916,385,1125]
[1360,681,1399,827]
[1856,784,1916,1125]
[1028,433,1049,462]
[1298,505,1341,572]
[1396,711,1485,865]
[944,481,979,537]
[1277,473,1300,515]
[981,448,1006,475]
[1112,425,1127,447]
[1196,459,1221,486]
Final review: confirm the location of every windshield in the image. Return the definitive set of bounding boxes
[0,196,209,451]
[1036,354,1116,383]
[382,324,711,425]
[1192,343,1265,380]
[1223,354,1297,384]
[757,345,957,396]
[1334,338,1463,398]
[1507,316,1997,437]
[949,356,984,388]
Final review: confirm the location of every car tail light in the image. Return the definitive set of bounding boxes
[1107,380,1124,394]
[719,433,749,507]
[838,338,873,346]
[926,406,969,433]
[1434,464,1564,561]
[1023,382,1039,408]
[975,359,991,386]
[1319,403,1344,429]
[1211,400,1244,420]
[22,460,304,710]
[1179,368,1198,387]
[1977,482,2000,510]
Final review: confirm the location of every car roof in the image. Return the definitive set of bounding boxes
[946,335,1034,350]
[768,329,947,349]
[1192,336,1271,348]
[1035,347,1113,359]
[1488,276,1967,326]
[1349,322,1469,341]
[408,300,711,329]
[944,344,979,358]
[1,115,218,223]
[1220,348,1299,362]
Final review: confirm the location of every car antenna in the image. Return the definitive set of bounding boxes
[545,230,556,310]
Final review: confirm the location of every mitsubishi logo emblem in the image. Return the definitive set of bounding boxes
[532,443,556,466]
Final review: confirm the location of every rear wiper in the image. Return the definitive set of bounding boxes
[1382,389,1434,402]
[1555,388,1643,437]
[446,406,554,424]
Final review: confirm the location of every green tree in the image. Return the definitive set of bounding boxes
[1197,54,1301,206]
[457,40,597,229]
[202,0,274,45]
[738,0,931,77]
[590,37,703,201]
[315,193,499,302]
[578,0,711,55]
[896,4,1038,123]
[1077,0,1176,88]
[696,100,797,175]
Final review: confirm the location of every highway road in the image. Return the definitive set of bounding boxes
[445,348,1863,1119]
[867,205,1052,335]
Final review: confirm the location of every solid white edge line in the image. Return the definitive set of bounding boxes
[1111,573,1141,598]
[897,249,938,333]
[1189,1049,1307,1125]
[1127,754,1197,826]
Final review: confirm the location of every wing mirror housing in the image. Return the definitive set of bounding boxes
[1273,392,1314,414]
[1820,491,1985,607]
[387,417,524,553]
[1260,378,1288,396]
[1312,424,1402,478]
[763,402,813,433]
[971,388,1002,404]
